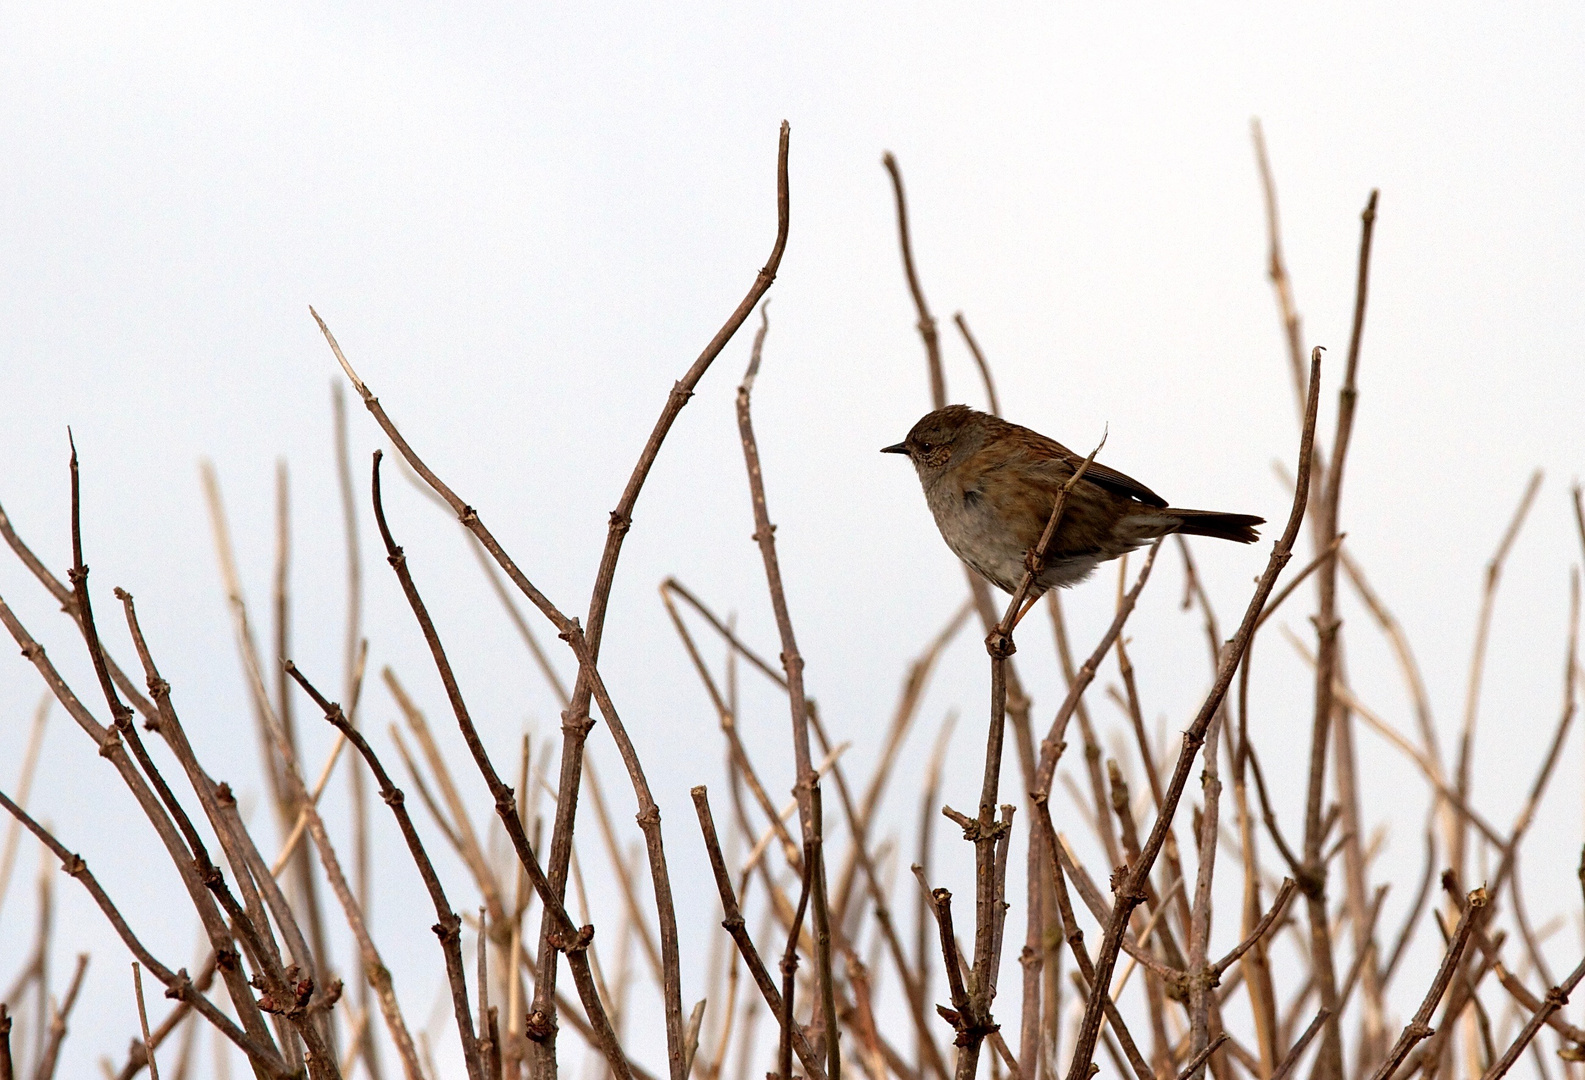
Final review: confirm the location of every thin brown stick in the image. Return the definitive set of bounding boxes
[1366,887,1486,1080]
[0,692,49,923]
[134,961,161,1080]
[689,787,826,1080]
[913,867,973,1042]
[1338,550,1441,779]
[1251,118,1307,420]
[31,952,88,1080]
[364,454,635,1080]
[286,661,486,1080]
[1033,803,1152,1080]
[149,462,394,1073]
[382,669,505,923]
[317,125,789,1079]
[1187,664,1229,1080]
[1255,534,1345,630]
[1048,593,1123,876]
[1213,880,1298,979]
[883,153,944,408]
[111,952,221,1080]
[1382,827,1437,986]
[273,463,333,995]
[334,382,386,1080]
[0,788,292,1077]
[0,498,161,729]
[1175,1034,1228,1080]
[660,584,800,871]
[1299,188,1379,1080]
[1479,945,1585,1080]
[783,848,817,1080]
[736,305,839,1080]
[1493,962,1585,1048]
[1,569,283,1059]
[1062,349,1324,1080]
[1452,469,1543,885]
[917,713,957,1077]
[1270,1008,1332,1080]
[953,313,1000,417]
[806,709,950,1080]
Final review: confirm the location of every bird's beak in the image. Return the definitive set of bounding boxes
[880,442,909,455]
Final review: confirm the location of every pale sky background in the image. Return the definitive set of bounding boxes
[2,4,1583,1077]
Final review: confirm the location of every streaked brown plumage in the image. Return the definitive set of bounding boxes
[883,405,1263,594]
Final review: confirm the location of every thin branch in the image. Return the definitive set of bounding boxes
[0,788,292,1077]
[285,661,485,1080]
[0,692,49,923]
[1270,1008,1331,1080]
[1174,1034,1228,1080]
[953,313,1000,417]
[1213,880,1297,979]
[365,453,635,1080]
[1452,469,1544,884]
[134,961,161,1080]
[736,305,838,1080]
[1366,887,1486,1080]
[882,153,944,409]
[32,952,89,1080]
[1061,348,1324,1080]
[316,125,789,1078]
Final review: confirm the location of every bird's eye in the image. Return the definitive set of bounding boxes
[919,440,932,451]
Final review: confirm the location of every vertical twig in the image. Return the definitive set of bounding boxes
[285,662,486,1080]
[32,953,89,1080]
[1366,888,1486,1080]
[1301,188,1379,1080]
[365,454,636,1080]
[1451,470,1544,885]
[882,153,944,408]
[320,124,790,1080]
[0,693,49,923]
[333,382,384,1080]
[735,306,839,1080]
[135,961,162,1080]
[1061,349,1323,1080]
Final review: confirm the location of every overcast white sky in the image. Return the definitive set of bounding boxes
[2,4,1583,1076]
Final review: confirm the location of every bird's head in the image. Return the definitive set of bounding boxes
[881,404,983,477]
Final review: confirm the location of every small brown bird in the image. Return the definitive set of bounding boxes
[883,405,1264,595]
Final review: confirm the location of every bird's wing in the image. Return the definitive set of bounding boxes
[1018,428,1169,508]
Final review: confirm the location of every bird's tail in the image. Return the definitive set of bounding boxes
[1167,509,1265,544]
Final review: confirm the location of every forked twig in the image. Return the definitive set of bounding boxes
[1061,348,1323,1080]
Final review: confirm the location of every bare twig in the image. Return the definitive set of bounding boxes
[0,693,49,923]
[1452,469,1543,884]
[953,313,1000,417]
[1480,947,1585,1080]
[0,789,292,1077]
[1366,887,1486,1080]
[1061,348,1323,1080]
[134,961,161,1080]
[689,787,826,1080]
[285,661,485,1080]
[1298,187,1379,1080]
[365,454,634,1080]
[1175,1034,1228,1080]
[882,153,944,408]
[1270,1008,1331,1080]
[736,305,839,1080]
[316,124,789,1079]
[32,952,88,1080]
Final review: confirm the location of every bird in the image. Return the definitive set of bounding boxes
[882,405,1264,596]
